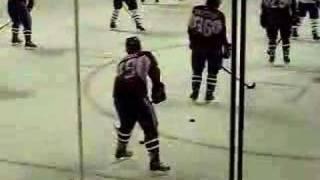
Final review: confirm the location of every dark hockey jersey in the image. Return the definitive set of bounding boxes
[113,51,162,98]
[8,0,34,9]
[188,5,228,51]
[261,0,297,26]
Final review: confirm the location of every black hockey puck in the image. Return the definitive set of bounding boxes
[139,140,145,144]
[189,118,195,122]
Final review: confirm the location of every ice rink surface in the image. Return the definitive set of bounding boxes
[0,0,320,179]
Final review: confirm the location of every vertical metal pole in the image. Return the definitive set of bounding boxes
[238,0,247,179]
[229,0,238,179]
[73,0,85,179]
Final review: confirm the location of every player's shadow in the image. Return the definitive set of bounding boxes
[110,29,142,35]
[29,47,73,57]
[0,86,34,100]
[271,64,286,68]
[282,65,320,74]
[110,28,184,37]
[292,38,320,44]
[142,3,191,9]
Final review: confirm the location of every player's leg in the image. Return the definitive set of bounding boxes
[127,0,144,31]
[190,50,206,101]
[110,0,123,29]
[309,3,320,40]
[113,97,137,159]
[125,0,145,31]
[206,50,223,102]
[7,1,22,45]
[266,26,278,63]
[280,24,291,64]
[137,98,170,172]
[292,2,306,38]
[19,6,37,48]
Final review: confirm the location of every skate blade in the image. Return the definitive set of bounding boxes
[149,170,170,177]
[11,43,22,46]
[110,27,118,31]
[111,157,132,165]
[25,46,37,50]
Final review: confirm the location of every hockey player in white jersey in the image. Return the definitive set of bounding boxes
[292,0,320,40]
[110,0,145,31]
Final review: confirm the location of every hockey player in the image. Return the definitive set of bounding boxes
[110,0,145,31]
[292,0,320,40]
[188,0,231,102]
[113,36,170,172]
[7,0,37,48]
[260,0,298,64]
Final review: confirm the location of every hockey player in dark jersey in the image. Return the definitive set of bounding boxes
[292,0,320,40]
[113,37,170,172]
[7,0,37,48]
[188,0,231,102]
[110,0,145,31]
[260,0,298,64]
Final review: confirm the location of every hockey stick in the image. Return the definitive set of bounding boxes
[0,20,10,31]
[221,66,256,89]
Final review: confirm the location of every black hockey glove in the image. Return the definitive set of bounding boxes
[260,12,267,28]
[222,43,231,59]
[151,82,166,104]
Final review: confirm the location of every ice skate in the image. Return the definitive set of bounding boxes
[283,56,290,65]
[189,91,199,101]
[25,41,37,49]
[11,37,22,46]
[149,152,170,172]
[115,143,133,160]
[150,162,171,171]
[110,21,117,30]
[313,33,320,40]
[205,91,215,102]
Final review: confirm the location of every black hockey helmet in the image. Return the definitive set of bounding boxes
[126,36,141,54]
[206,0,221,8]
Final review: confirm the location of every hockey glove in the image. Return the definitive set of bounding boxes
[222,43,232,59]
[151,82,166,104]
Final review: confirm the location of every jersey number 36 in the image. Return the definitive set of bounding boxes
[189,15,223,37]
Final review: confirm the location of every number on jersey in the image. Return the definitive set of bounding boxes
[118,58,137,79]
[189,15,223,37]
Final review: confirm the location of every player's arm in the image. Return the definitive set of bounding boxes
[187,8,197,49]
[221,13,231,58]
[221,13,229,46]
[27,0,34,11]
[144,52,161,86]
[260,0,268,28]
[144,52,166,104]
